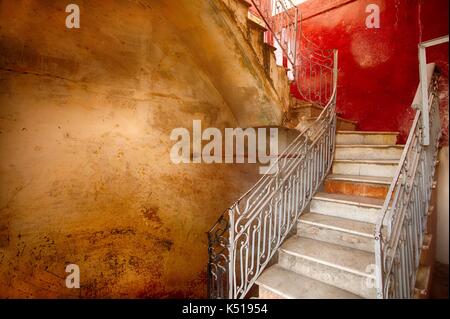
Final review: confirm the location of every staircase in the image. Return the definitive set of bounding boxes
[207,0,444,300]
[256,130,403,299]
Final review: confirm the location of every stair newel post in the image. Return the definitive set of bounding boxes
[332,49,338,113]
[330,49,338,170]
[207,232,213,298]
[227,207,236,299]
[293,6,298,74]
[374,229,384,299]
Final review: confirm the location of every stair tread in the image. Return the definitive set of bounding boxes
[257,265,361,299]
[292,103,322,110]
[247,14,267,31]
[281,237,375,276]
[313,192,385,208]
[337,131,400,135]
[299,212,376,238]
[333,159,399,164]
[336,144,404,148]
[303,116,357,124]
[327,174,392,185]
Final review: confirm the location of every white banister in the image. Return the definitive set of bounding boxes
[418,35,448,145]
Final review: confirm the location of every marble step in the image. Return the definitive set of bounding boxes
[332,159,399,178]
[310,192,384,224]
[298,212,377,253]
[257,265,361,299]
[278,236,377,298]
[324,174,392,199]
[335,145,404,160]
[336,131,399,145]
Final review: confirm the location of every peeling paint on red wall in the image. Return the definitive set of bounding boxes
[288,0,448,143]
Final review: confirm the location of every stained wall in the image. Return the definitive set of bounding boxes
[0,0,263,298]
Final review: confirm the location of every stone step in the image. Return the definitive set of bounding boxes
[335,145,404,160]
[289,103,324,117]
[324,174,392,199]
[247,18,265,65]
[336,131,399,146]
[336,118,358,131]
[222,0,252,35]
[298,212,377,253]
[247,11,267,31]
[257,265,361,299]
[310,192,384,224]
[297,116,358,132]
[278,236,377,298]
[332,159,398,178]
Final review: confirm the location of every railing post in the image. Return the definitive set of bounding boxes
[374,230,384,299]
[292,5,298,77]
[227,208,235,299]
[418,35,449,146]
[418,45,430,146]
[375,37,447,299]
[333,50,338,88]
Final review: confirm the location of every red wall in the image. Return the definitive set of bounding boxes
[290,0,448,142]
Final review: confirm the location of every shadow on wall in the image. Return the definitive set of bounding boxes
[0,0,265,298]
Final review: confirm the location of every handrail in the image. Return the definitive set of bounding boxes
[377,63,436,231]
[374,62,442,298]
[207,49,338,299]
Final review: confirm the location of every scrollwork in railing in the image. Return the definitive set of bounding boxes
[296,33,335,106]
[250,0,334,107]
[374,65,441,299]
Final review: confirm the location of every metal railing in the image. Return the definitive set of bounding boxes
[296,33,336,106]
[418,36,449,145]
[250,0,335,106]
[207,48,338,299]
[374,63,442,298]
[374,35,448,298]
[250,0,298,71]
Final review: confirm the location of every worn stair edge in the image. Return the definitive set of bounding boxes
[257,265,361,299]
[326,174,392,185]
[247,16,267,32]
[333,159,399,164]
[336,144,405,149]
[291,103,323,111]
[313,192,384,209]
[299,212,376,239]
[279,237,377,298]
[336,132,399,146]
[324,174,391,200]
[310,192,386,225]
[337,131,400,135]
[332,161,398,178]
[298,212,382,253]
[280,236,375,277]
[334,146,404,161]
[302,115,358,125]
